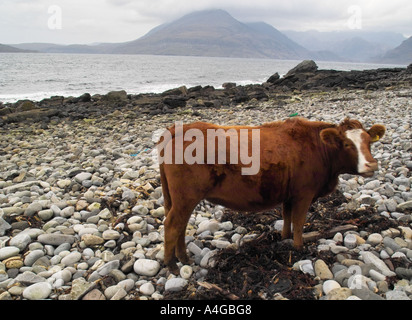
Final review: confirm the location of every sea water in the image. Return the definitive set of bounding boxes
[0,53,406,103]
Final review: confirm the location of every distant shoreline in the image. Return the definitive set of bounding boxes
[0,56,408,105]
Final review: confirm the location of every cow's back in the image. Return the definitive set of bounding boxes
[161,118,334,211]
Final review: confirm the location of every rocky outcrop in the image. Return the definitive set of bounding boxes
[266,60,412,91]
[1,60,412,125]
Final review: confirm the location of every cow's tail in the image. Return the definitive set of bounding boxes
[159,163,172,217]
[156,123,178,217]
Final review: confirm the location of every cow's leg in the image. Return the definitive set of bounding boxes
[291,196,313,250]
[176,230,193,265]
[163,210,180,274]
[164,200,198,274]
[281,201,292,240]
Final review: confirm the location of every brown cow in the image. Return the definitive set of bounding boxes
[158,117,386,273]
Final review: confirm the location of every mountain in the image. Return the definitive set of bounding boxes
[380,36,412,64]
[0,43,36,53]
[284,30,406,62]
[110,9,311,59]
[8,9,406,62]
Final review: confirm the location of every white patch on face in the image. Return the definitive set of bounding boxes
[345,129,369,173]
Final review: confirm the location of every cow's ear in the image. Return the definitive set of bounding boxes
[368,124,386,143]
[320,128,342,148]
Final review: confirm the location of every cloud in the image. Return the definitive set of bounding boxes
[0,0,411,44]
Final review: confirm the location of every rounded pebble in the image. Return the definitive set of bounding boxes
[22,282,52,300]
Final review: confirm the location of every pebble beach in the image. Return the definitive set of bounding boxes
[0,62,412,300]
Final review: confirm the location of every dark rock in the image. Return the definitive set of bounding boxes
[0,107,12,116]
[285,60,318,77]
[246,86,268,100]
[222,82,236,89]
[188,85,202,93]
[161,86,187,97]
[200,86,216,96]
[395,267,412,280]
[203,101,215,108]
[40,96,64,107]
[266,72,280,84]
[65,93,91,104]
[162,96,187,108]
[102,90,128,107]
[233,90,249,103]
[132,95,162,107]
[2,109,60,124]
[78,93,91,102]
[16,100,37,112]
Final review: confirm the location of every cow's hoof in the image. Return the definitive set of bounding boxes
[178,255,193,266]
[167,262,180,275]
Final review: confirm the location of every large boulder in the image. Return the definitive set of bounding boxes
[102,90,128,107]
[16,100,37,112]
[285,60,318,77]
[266,72,280,84]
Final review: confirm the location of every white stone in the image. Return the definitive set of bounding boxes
[274,220,284,232]
[9,233,32,251]
[74,172,92,183]
[24,202,43,216]
[152,207,165,218]
[0,246,20,260]
[180,265,193,279]
[211,239,231,249]
[360,251,396,277]
[78,227,98,237]
[333,232,343,243]
[139,282,155,296]
[102,229,120,240]
[294,260,315,276]
[24,249,45,266]
[196,220,219,234]
[22,282,52,300]
[344,234,357,249]
[53,269,72,283]
[323,280,341,295]
[61,251,82,266]
[165,278,188,292]
[60,206,75,218]
[132,205,149,215]
[367,233,383,246]
[133,259,160,276]
[385,290,411,300]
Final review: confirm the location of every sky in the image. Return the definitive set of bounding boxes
[1,0,411,45]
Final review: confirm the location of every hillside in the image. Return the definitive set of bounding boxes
[0,43,36,53]
[284,30,406,62]
[380,36,412,64]
[110,9,311,59]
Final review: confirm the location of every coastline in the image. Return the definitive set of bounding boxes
[0,60,411,301]
[1,59,411,126]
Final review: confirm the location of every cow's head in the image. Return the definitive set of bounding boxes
[320,119,386,177]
